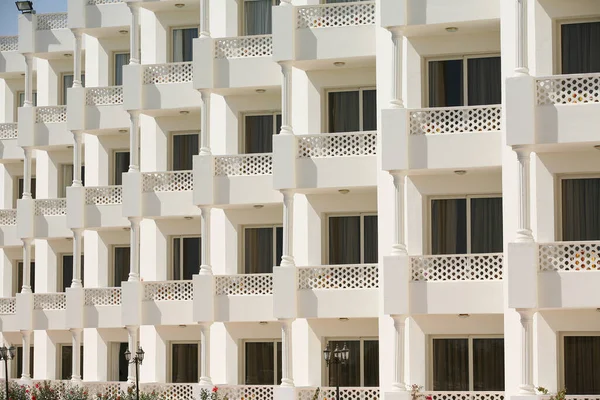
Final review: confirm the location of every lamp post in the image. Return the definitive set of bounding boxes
[323,342,349,400]
[0,345,15,400]
[124,346,144,400]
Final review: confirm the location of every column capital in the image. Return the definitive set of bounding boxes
[281,189,295,202]
[517,308,535,322]
[389,26,404,38]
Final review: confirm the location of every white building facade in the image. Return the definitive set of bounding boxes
[0,0,598,400]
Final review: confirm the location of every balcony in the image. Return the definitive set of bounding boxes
[297,387,379,400]
[18,106,71,149]
[19,13,72,54]
[83,287,122,328]
[68,0,129,31]
[68,86,129,133]
[381,105,502,172]
[0,36,24,75]
[142,171,196,217]
[33,292,67,329]
[0,123,22,160]
[424,392,504,400]
[0,209,19,247]
[17,198,70,239]
[142,280,194,325]
[213,273,274,321]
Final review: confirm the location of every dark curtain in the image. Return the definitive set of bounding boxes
[329,216,361,264]
[114,152,130,186]
[172,344,198,383]
[16,347,34,379]
[562,178,600,241]
[114,53,130,86]
[467,57,501,106]
[275,114,282,135]
[245,115,274,154]
[328,341,360,387]
[363,340,379,387]
[173,237,201,280]
[363,215,378,263]
[61,345,84,380]
[470,198,503,253]
[18,177,36,203]
[472,338,504,391]
[564,336,600,394]
[362,90,377,131]
[429,60,463,107]
[62,74,85,105]
[118,343,128,381]
[245,228,275,273]
[329,91,360,133]
[245,342,275,384]
[173,28,198,62]
[276,342,282,384]
[114,247,130,287]
[431,199,467,255]
[62,255,85,292]
[17,262,35,295]
[173,134,199,171]
[561,22,600,74]
[275,227,283,267]
[432,338,469,391]
[244,0,273,35]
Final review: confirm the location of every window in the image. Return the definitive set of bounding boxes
[244,226,283,273]
[430,196,503,255]
[110,342,129,382]
[243,113,281,154]
[561,21,600,74]
[60,254,85,292]
[172,236,201,280]
[15,177,36,207]
[327,88,376,133]
[60,345,83,380]
[59,164,86,198]
[17,91,37,108]
[561,178,600,241]
[62,74,86,105]
[114,53,130,86]
[325,339,378,387]
[172,28,198,62]
[243,0,280,36]
[431,337,504,391]
[113,151,130,185]
[171,132,199,171]
[244,341,282,385]
[171,343,199,383]
[563,335,600,394]
[14,346,33,378]
[113,246,130,287]
[427,56,501,107]
[16,261,35,295]
[328,214,377,265]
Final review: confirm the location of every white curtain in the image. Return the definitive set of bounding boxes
[114,53,130,86]
[173,28,198,62]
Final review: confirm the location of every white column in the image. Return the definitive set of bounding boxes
[72,132,83,187]
[392,316,407,391]
[71,229,83,288]
[128,217,141,281]
[198,323,212,386]
[72,30,83,88]
[128,4,141,65]
[518,309,535,394]
[280,319,294,387]
[128,112,140,172]
[280,62,293,135]
[126,326,139,384]
[199,0,210,37]
[70,328,83,382]
[200,91,211,155]
[22,149,32,199]
[515,149,533,242]
[20,330,32,381]
[515,0,529,75]
[280,190,295,267]
[280,0,291,4]
[21,239,32,293]
[23,54,33,107]
[391,172,407,255]
[389,28,404,108]
[200,207,212,275]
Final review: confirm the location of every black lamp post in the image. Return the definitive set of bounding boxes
[15,1,34,13]
[0,345,15,400]
[323,342,350,400]
[124,346,144,400]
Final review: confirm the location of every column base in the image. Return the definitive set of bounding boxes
[274,386,296,400]
[383,390,411,400]
[199,377,213,388]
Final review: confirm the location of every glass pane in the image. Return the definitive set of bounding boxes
[245,342,275,384]
[432,338,469,391]
[470,198,503,254]
[18,92,37,107]
[114,247,131,287]
[329,216,361,264]
[63,74,74,105]
[564,336,600,394]
[275,114,282,135]
[118,343,128,382]
[16,347,33,378]
[431,199,467,255]
[327,341,360,387]
[244,0,273,35]
[467,57,501,106]
[245,228,274,274]
[362,90,377,131]
[561,22,600,74]
[473,338,504,391]
[172,343,198,383]
[61,345,73,380]
[329,91,360,133]
[245,115,274,154]
[363,215,378,264]
[172,134,199,171]
[18,178,36,202]
[173,238,181,281]
[562,178,600,241]
[173,28,198,62]
[276,342,282,385]
[428,60,464,107]
[60,164,74,198]
[17,262,35,295]
[114,53,131,86]
[62,255,74,292]
[182,237,200,280]
[275,227,283,267]
[114,152,130,185]
[363,340,379,387]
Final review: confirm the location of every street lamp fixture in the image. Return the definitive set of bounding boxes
[125,346,144,400]
[0,345,16,399]
[15,1,34,13]
[323,342,350,400]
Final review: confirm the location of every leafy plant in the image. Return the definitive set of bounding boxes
[30,381,60,400]
[408,384,432,400]
[63,385,89,400]
[2,381,29,400]
[312,388,320,400]
[199,387,226,400]
[116,386,165,400]
[536,387,567,400]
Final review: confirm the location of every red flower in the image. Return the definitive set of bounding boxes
[212,387,218,393]
[426,396,433,400]
[32,396,37,400]
[35,383,40,389]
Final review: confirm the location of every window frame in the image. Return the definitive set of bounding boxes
[554,18,600,75]
[15,260,35,296]
[321,336,378,387]
[58,164,85,198]
[111,245,131,287]
[108,342,129,382]
[169,26,200,63]
[240,224,283,273]
[170,235,202,281]
[112,51,131,86]
[167,340,201,383]
[556,174,600,241]
[57,344,84,380]
[14,176,36,208]
[240,111,281,154]
[111,149,131,185]
[12,345,33,378]
[324,87,377,134]
[169,131,200,171]
[59,253,84,292]
[15,90,37,120]
[60,72,85,106]
[241,339,282,385]
[325,212,377,265]
[558,332,600,392]
[239,0,280,36]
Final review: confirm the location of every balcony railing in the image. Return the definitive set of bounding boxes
[88,0,124,4]
[296,1,376,29]
[297,131,376,158]
[411,253,504,281]
[85,86,124,106]
[298,264,379,289]
[36,13,68,30]
[0,36,18,52]
[36,106,67,123]
[297,387,379,400]
[85,186,123,205]
[0,298,16,314]
[143,281,193,301]
[139,383,195,400]
[0,123,18,139]
[409,105,502,135]
[142,62,193,84]
[218,385,274,400]
[539,241,600,271]
[84,287,122,306]
[34,199,67,216]
[215,274,273,295]
[536,73,600,105]
[33,293,67,310]
[142,171,194,192]
[424,392,505,400]
[0,210,17,226]
[215,35,273,59]
[214,154,273,176]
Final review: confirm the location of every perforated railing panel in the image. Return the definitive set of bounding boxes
[0,123,18,139]
[539,242,600,271]
[214,154,273,176]
[536,74,600,105]
[33,293,67,310]
[409,106,502,135]
[36,13,68,30]
[297,2,376,28]
[215,274,273,295]
[143,281,193,301]
[84,288,122,306]
[0,298,16,314]
[297,265,379,289]
[297,387,379,400]
[215,35,273,58]
[143,62,193,84]
[297,131,376,158]
[0,36,18,52]
[142,171,193,192]
[0,209,17,226]
[34,199,67,216]
[85,186,123,205]
[36,106,67,123]
[410,254,504,281]
[86,86,124,106]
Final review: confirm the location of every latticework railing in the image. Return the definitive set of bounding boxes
[423,392,505,400]
[33,293,67,310]
[297,131,376,158]
[84,288,122,306]
[143,281,193,301]
[142,171,193,192]
[218,385,275,400]
[83,382,123,398]
[0,123,18,139]
[0,209,17,226]
[139,383,195,400]
[536,73,600,105]
[409,105,502,135]
[539,241,600,271]
[298,264,378,289]
[36,106,67,123]
[0,36,18,52]
[88,0,124,4]
[86,86,124,106]
[215,274,273,295]
[0,298,16,314]
[85,186,123,205]
[410,253,504,281]
[297,387,379,400]
[297,1,375,29]
[214,154,273,176]
[143,62,193,84]
[37,13,68,30]
[34,199,67,216]
[215,35,273,58]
